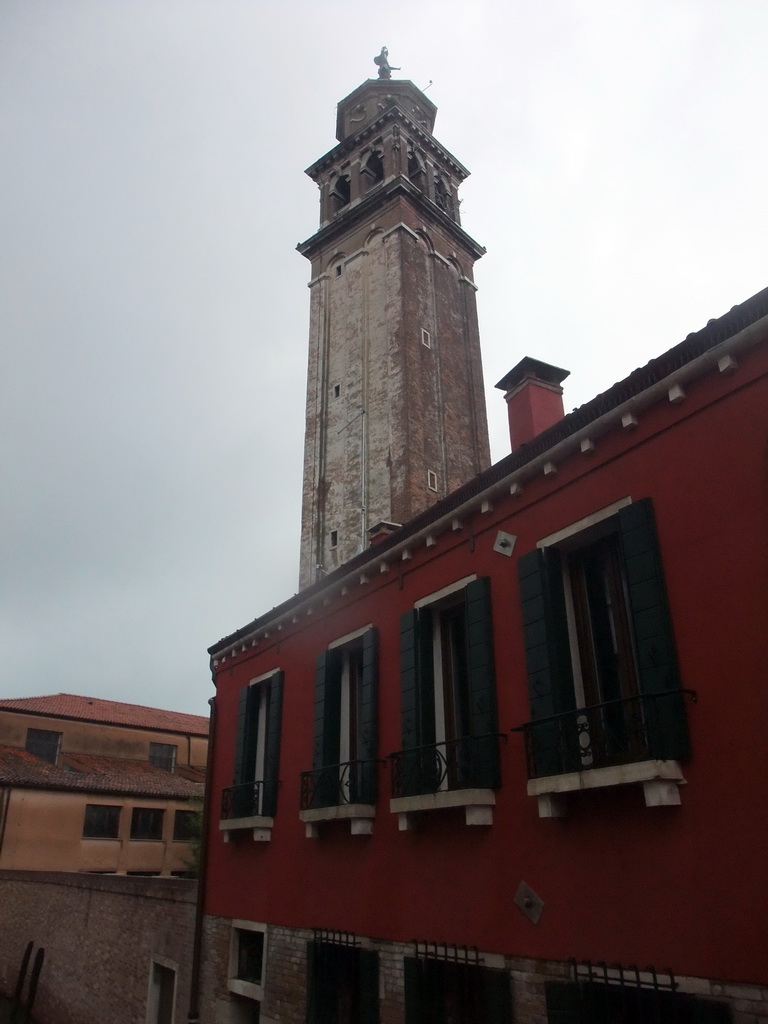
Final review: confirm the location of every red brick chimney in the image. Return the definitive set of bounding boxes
[495,357,570,452]
[367,521,401,546]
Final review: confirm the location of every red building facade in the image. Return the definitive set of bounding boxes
[198,286,768,1023]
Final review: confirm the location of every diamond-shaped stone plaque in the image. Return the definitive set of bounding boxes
[514,880,544,924]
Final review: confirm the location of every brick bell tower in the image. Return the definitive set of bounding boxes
[298,60,490,588]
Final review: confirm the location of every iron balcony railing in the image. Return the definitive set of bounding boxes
[300,759,378,810]
[389,734,502,799]
[221,780,264,820]
[514,689,695,780]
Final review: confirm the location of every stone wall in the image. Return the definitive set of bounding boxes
[198,915,768,1024]
[0,870,196,1024]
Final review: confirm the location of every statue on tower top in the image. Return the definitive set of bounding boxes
[373,47,400,80]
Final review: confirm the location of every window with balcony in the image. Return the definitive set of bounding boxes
[148,742,177,772]
[300,629,378,834]
[130,807,164,840]
[390,577,500,826]
[516,498,691,814]
[83,804,121,839]
[221,671,283,831]
[306,932,378,1024]
[25,728,61,765]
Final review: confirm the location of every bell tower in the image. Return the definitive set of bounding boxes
[298,69,490,588]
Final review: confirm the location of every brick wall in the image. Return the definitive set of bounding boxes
[0,870,196,1024]
[198,916,768,1024]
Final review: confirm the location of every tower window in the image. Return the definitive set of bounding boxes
[330,530,338,548]
[333,384,340,398]
[427,471,438,492]
[330,174,351,213]
[421,329,431,349]
[361,150,384,189]
[335,265,342,277]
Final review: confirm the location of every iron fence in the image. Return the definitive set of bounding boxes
[389,734,502,798]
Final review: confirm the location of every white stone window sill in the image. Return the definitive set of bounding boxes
[527,759,686,817]
[300,803,376,837]
[219,815,274,842]
[227,978,264,1001]
[390,788,495,830]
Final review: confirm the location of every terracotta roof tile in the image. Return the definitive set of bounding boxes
[0,745,204,799]
[0,693,208,736]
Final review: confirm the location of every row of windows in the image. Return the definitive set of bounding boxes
[24,732,178,773]
[229,929,731,1024]
[82,804,197,841]
[225,498,690,822]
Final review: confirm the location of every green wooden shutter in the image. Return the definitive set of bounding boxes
[313,650,342,770]
[357,629,379,803]
[399,609,435,795]
[482,967,513,1022]
[518,548,576,776]
[545,981,582,1024]
[233,685,257,786]
[464,577,500,788]
[261,671,283,817]
[617,498,690,761]
[358,949,380,1024]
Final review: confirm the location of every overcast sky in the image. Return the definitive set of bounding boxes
[2,1,766,716]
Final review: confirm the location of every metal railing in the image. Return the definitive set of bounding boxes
[220,780,264,819]
[389,734,502,798]
[300,760,378,810]
[514,689,695,780]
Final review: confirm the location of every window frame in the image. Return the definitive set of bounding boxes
[222,670,284,828]
[130,807,165,841]
[391,576,500,825]
[148,742,177,772]
[82,803,121,839]
[300,627,378,832]
[228,920,268,1003]
[25,728,62,765]
[517,497,691,812]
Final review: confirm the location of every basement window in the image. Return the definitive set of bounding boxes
[229,920,267,1003]
[427,470,438,491]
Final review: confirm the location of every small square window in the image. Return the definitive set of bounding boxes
[149,742,177,772]
[421,328,431,348]
[26,728,62,765]
[83,804,121,839]
[427,470,438,491]
[229,921,268,1005]
[130,807,164,841]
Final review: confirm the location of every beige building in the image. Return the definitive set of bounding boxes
[0,693,208,875]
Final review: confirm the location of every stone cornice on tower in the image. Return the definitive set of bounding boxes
[296,175,486,263]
